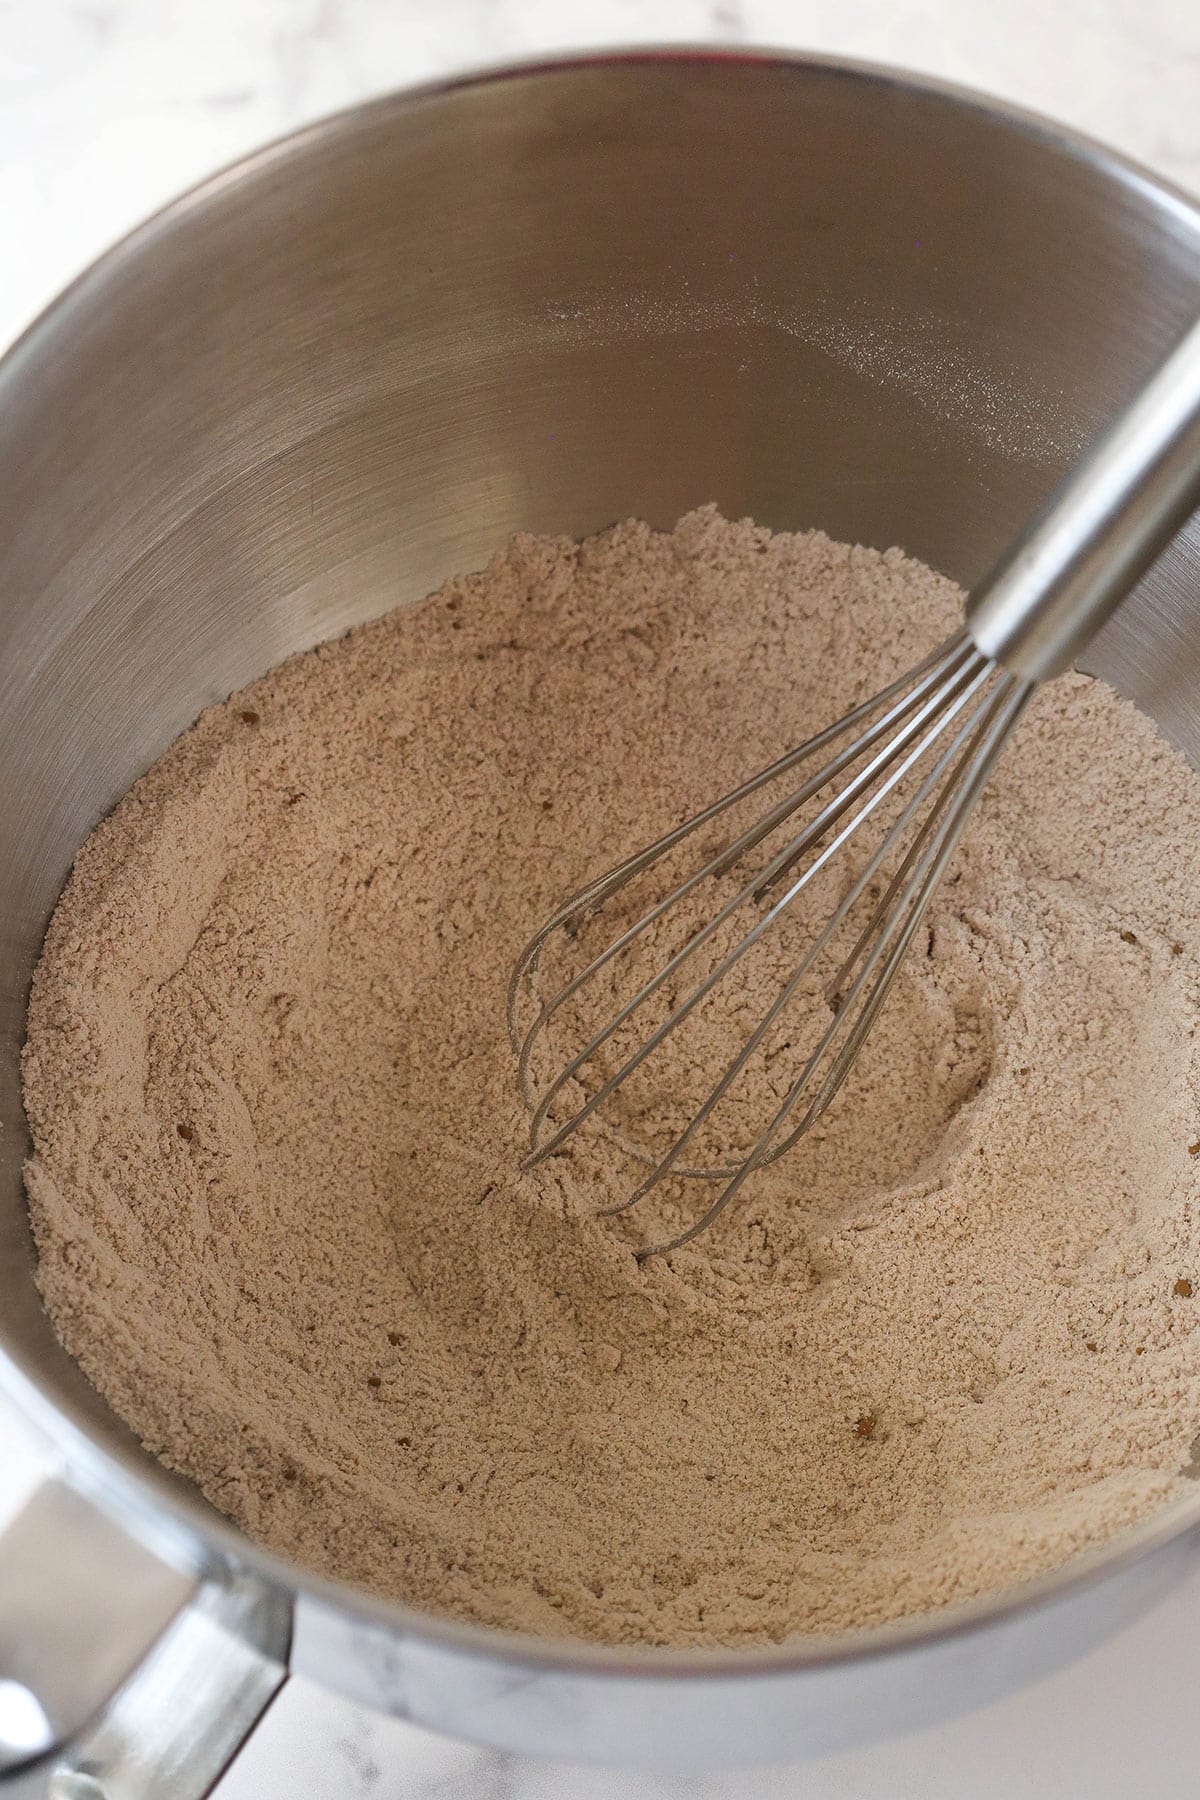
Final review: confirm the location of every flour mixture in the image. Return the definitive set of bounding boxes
[22,508,1200,1645]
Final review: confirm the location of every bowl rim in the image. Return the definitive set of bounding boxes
[4,41,1200,1682]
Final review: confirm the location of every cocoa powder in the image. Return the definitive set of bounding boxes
[22,508,1200,1645]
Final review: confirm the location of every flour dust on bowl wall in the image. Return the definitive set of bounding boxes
[4,51,1200,1780]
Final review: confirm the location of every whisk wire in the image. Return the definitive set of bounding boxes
[599,659,1007,1221]
[760,674,1032,1157]
[629,672,1032,1259]
[509,620,1039,1255]
[519,637,989,1169]
[505,630,970,1056]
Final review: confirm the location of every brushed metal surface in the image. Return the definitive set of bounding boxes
[966,312,1200,679]
[2,50,1200,1771]
[50,1578,290,1800]
[0,1482,194,1778]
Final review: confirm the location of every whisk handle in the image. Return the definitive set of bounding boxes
[965,313,1200,684]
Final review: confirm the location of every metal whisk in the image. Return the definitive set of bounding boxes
[509,315,1200,1258]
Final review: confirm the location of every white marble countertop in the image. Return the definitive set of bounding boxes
[4,1,1200,1795]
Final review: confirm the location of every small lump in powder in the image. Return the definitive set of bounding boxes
[21,507,1200,1646]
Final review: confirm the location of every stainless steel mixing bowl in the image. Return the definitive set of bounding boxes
[3,49,1200,1795]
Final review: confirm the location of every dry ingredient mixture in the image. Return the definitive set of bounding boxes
[22,507,1200,1647]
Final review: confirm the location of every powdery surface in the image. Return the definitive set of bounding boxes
[22,508,1200,1647]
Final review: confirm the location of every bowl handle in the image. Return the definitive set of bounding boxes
[0,1477,290,1796]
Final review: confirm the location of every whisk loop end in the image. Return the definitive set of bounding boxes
[508,630,1032,1259]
